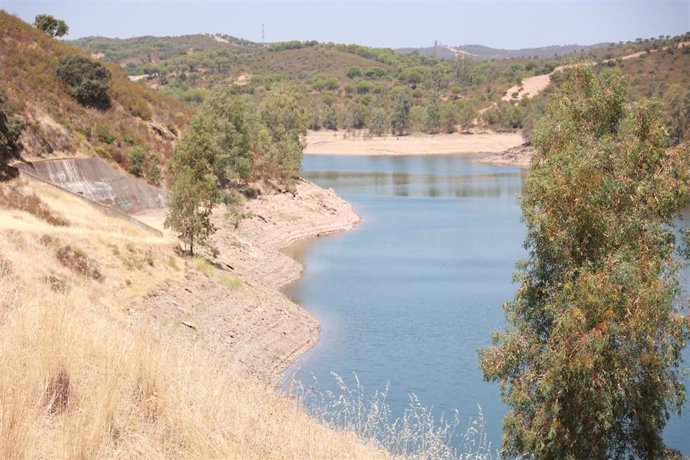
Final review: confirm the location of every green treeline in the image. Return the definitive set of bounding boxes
[71,32,690,140]
[164,87,307,255]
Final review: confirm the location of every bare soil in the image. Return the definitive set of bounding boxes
[480,143,535,167]
[305,130,524,156]
[131,179,359,384]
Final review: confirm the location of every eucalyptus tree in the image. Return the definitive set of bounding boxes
[480,68,690,458]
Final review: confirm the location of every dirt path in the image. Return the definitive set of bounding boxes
[502,41,690,102]
[130,180,360,384]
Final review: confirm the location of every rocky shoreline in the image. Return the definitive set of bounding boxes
[131,179,360,385]
[479,143,535,167]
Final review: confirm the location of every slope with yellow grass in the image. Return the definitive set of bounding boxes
[0,172,386,458]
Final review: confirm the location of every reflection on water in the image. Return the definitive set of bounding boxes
[286,154,689,454]
[305,170,523,198]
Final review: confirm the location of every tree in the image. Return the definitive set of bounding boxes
[33,14,68,38]
[202,90,256,185]
[409,106,427,134]
[0,93,25,163]
[323,106,339,130]
[663,84,690,146]
[457,101,478,132]
[346,66,363,79]
[479,68,690,458]
[368,108,387,137]
[57,56,111,109]
[259,89,308,187]
[391,91,411,136]
[426,93,440,134]
[439,100,458,134]
[164,115,220,256]
[347,103,368,130]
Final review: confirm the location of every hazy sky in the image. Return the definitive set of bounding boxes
[3,1,689,49]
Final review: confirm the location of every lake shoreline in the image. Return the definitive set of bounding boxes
[305,130,524,155]
[133,179,361,386]
[305,129,532,167]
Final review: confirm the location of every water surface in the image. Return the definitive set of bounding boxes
[285,153,689,454]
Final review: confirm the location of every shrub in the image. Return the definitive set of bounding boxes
[0,92,25,162]
[33,14,68,38]
[56,245,102,280]
[0,189,68,226]
[128,148,145,176]
[56,55,111,109]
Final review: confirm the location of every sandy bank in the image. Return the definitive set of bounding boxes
[132,179,359,385]
[305,130,524,156]
[480,143,535,168]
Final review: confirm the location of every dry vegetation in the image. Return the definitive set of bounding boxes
[0,11,190,180]
[0,177,389,458]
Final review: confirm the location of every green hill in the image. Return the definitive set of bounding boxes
[66,27,690,142]
[0,11,190,183]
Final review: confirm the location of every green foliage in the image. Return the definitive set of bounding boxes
[479,68,690,458]
[347,103,368,130]
[368,108,388,137]
[426,93,440,134]
[408,106,427,133]
[323,106,339,130]
[201,90,257,185]
[663,84,690,146]
[439,101,458,134]
[57,55,111,109]
[457,101,478,131]
[128,148,145,176]
[391,91,411,136]
[259,89,308,187]
[33,14,68,38]
[0,92,25,162]
[482,101,524,131]
[346,66,362,79]
[201,87,307,188]
[164,115,220,256]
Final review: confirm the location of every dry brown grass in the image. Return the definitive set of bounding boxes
[0,188,69,226]
[0,177,389,458]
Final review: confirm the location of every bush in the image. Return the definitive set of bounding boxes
[0,92,25,162]
[128,148,145,176]
[0,189,68,226]
[56,55,111,109]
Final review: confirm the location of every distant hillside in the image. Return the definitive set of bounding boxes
[0,11,190,183]
[67,27,690,141]
[70,33,258,71]
[452,43,606,59]
[395,46,461,60]
[396,43,609,60]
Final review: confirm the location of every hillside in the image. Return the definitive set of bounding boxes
[0,11,396,457]
[68,31,690,141]
[70,33,258,71]
[0,171,390,458]
[451,43,605,59]
[0,11,190,183]
[396,43,607,60]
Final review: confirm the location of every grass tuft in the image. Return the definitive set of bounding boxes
[45,368,70,415]
[192,256,242,290]
[0,189,69,226]
[285,372,494,459]
[56,245,102,281]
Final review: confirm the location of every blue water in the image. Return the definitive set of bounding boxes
[285,153,690,454]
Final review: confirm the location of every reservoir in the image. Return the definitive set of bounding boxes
[285,153,689,454]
